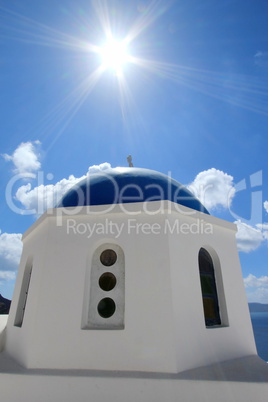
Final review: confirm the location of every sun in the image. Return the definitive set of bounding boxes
[99,38,131,76]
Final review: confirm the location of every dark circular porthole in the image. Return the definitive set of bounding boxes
[97,298,116,318]
[99,272,117,291]
[100,249,117,266]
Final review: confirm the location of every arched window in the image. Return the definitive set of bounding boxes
[14,258,32,327]
[198,248,221,327]
[85,244,125,329]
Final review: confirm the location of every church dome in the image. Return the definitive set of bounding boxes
[57,167,209,214]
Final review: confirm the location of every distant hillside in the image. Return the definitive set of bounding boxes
[248,303,268,313]
[0,294,11,314]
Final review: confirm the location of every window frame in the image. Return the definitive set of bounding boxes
[198,247,222,327]
[14,258,33,328]
[82,243,125,330]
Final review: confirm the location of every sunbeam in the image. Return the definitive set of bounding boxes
[34,65,104,151]
[124,0,168,44]
[130,56,268,116]
[1,0,268,154]
[0,6,100,53]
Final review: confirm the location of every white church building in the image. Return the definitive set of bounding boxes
[0,167,268,401]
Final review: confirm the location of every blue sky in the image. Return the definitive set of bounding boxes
[0,0,268,301]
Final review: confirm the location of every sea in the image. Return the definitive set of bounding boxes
[250,312,268,362]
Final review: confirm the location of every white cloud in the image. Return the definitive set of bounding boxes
[235,220,265,253]
[0,231,23,268]
[246,287,268,304]
[0,231,23,272]
[15,175,81,213]
[244,274,268,303]
[0,163,112,289]
[0,231,22,290]
[264,201,268,213]
[87,162,112,174]
[256,223,268,240]
[0,271,16,281]
[2,141,41,175]
[187,168,235,211]
[0,271,17,288]
[244,274,268,288]
[15,162,112,215]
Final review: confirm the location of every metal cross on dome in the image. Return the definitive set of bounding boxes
[127,155,133,167]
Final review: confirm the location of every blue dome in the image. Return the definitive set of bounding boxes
[57,167,209,214]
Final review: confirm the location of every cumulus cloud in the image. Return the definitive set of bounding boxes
[244,274,268,288]
[0,163,112,288]
[88,162,112,174]
[15,175,81,214]
[187,169,268,253]
[0,231,23,269]
[244,274,268,303]
[246,287,268,304]
[0,231,22,288]
[235,220,265,253]
[0,271,17,288]
[187,168,235,211]
[256,223,268,240]
[2,141,41,175]
[0,271,16,281]
[15,162,112,215]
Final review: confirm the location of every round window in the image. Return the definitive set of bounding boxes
[100,249,117,266]
[97,298,116,318]
[99,272,117,291]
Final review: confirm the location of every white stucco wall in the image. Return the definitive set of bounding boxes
[0,355,268,402]
[4,201,256,372]
[167,212,256,372]
[0,316,8,352]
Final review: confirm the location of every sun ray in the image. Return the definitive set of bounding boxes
[129,56,268,116]
[124,0,168,45]
[2,0,268,152]
[92,0,113,41]
[115,71,149,147]
[0,6,99,53]
[34,65,104,150]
